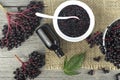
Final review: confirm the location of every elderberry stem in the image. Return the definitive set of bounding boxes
[15,55,28,70]
[112,26,120,30]
[22,6,39,14]
[15,55,24,64]
[87,31,100,42]
[5,13,12,38]
[8,12,35,20]
[10,20,25,31]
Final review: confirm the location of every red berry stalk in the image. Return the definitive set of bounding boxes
[15,55,28,70]
[0,1,44,50]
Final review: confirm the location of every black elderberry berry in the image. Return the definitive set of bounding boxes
[101,68,110,74]
[88,70,95,75]
[93,56,101,62]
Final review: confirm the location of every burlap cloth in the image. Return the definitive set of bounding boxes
[43,0,120,70]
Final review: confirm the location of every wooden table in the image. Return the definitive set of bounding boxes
[0,0,120,80]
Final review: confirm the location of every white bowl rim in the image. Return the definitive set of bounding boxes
[53,0,95,42]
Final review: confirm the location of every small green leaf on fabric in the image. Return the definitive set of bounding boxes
[63,52,85,75]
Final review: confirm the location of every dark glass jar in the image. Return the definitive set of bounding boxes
[36,24,64,57]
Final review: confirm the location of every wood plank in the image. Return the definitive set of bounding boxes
[0,70,119,80]
[0,0,35,6]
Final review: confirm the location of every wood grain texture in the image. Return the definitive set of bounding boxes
[0,69,120,80]
[0,0,36,6]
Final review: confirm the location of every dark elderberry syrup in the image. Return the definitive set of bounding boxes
[58,5,90,37]
[36,24,64,57]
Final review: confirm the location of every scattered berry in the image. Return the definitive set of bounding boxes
[88,70,95,75]
[116,73,120,80]
[101,68,110,74]
[93,56,101,62]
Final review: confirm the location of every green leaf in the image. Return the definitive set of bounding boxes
[64,69,79,75]
[66,52,85,71]
[63,52,85,75]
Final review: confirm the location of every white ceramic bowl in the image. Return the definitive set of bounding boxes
[53,0,95,42]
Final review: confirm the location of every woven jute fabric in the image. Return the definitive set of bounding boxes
[43,0,120,70]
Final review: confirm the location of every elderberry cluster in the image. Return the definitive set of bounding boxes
[13,51,45,80]
[104,19,120,68]
[86,19,120,69]
[0,1,44,50]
